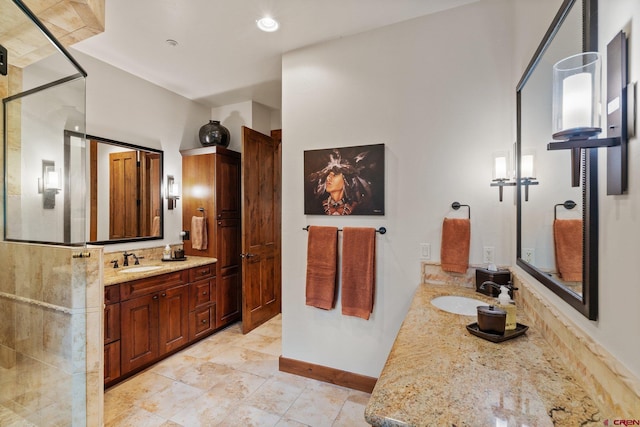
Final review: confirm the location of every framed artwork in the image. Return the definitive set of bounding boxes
[304,143,385,215]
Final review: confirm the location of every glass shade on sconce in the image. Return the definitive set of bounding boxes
[552,52,602,140]
[490,151,515,202]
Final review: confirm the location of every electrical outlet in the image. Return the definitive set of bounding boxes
[523,248,535,264]
[483,246,495,264]
[420,243,431,260]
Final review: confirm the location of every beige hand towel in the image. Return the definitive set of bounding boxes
[191,216,208,251]
[441,218,470,274]
[341,227,376,320]
[305,226,339,310]
[152,216,161,237]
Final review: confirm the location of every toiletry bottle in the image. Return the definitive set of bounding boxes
[497,285,516,330]
[163,244,171,260]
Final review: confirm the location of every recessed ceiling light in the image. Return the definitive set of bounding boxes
[256,17,279,32]
[166,39,178,47]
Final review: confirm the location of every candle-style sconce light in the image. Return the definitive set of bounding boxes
[37,160,61,209]
[166,175,180,210]
[490,151,515,202]
[519,149,538,202]
[548,31,635,194]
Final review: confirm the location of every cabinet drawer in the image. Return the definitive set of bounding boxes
[189,264,215,282]
[105,285,120,304]
[189,304,215,341]
[120,270,187,300]
[189,277,216,310]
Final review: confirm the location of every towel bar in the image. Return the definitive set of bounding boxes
[302,226,387,235]
[554,200,577,220]
[451,202,471,219]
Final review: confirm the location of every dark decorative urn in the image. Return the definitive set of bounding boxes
[199,120,230,147]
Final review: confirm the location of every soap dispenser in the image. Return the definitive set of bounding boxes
[496,285,516,330]
[163,244,171,260]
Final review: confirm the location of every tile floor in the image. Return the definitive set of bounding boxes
[104,315,372,427]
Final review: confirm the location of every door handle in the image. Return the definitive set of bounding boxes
[240,253,256,258]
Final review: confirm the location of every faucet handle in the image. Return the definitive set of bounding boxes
[111,259,119,268]
[132,254,144,265]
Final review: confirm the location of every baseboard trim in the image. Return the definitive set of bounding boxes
[279,356,377,393]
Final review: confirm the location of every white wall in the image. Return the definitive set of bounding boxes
[281,0,521,377]
[211,101,278,152]
[70,50,211,250]
[514,0,640,381]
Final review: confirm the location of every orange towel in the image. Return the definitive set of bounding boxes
[191,216,208,251]
[341,227,376,320]
[441,218,470,274]
[553,219,583,282]
[152,216,161,237]
[305,226,339,309]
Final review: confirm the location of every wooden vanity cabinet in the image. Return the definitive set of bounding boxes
[104,263,217,387]
[181,146,242,329]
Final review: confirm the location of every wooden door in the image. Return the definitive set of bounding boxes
[158,284,189,355]
[241,127,282,333]
[109,150,139,239]
[120,293,159,374]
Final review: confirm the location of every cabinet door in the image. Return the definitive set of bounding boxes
[104,303,120,344]
[215,151,241,219]
[104,341,121,385]
[120,293,159,374]
[216,218,241,327]
[159,284,190,355]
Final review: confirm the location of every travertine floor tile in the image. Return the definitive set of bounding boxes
[104,315,371,427]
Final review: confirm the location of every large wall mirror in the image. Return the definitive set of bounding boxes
[65,131,164,245]
[516,0,598,320]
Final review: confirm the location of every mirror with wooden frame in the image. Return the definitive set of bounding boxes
[65,131,164,244]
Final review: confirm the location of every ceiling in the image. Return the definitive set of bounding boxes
[71,0,478,110]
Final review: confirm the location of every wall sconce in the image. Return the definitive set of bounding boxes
[37,160,61,209]
[548,31,635,194]
[490,151,515,202]
[520,150,538,202]
[166,175,180,210]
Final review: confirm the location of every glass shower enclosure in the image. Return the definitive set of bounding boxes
[1,0,100,425]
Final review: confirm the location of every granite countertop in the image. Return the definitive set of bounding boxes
[365,284,602,427]
[103,255,217,286]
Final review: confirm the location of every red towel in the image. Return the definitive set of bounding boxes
[305,226,339,309]
[341,227,376,320]
[441,218,470,274]
[553,219,583,282]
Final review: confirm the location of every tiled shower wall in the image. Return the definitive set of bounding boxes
[0,243,104,426]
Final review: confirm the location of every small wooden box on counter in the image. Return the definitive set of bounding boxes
[475,268,511,297]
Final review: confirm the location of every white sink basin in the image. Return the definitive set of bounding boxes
[119,266,163,274]
[430,295,487,316]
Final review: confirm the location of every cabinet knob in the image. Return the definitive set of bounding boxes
[152,295,159,300]
[201,319,207,324]
[202,291,207,295]
[217,214,222,219]
[161,293,166,297]
[218,221,222,226]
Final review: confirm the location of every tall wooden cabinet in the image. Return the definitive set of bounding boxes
[181,146,242,329]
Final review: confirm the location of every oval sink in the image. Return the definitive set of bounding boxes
[119,266,163,274]
[431,295,487,316]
